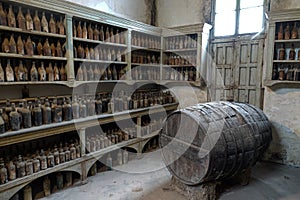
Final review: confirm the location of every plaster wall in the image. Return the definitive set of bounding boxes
[270,0,300,11]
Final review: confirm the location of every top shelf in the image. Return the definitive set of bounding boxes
[73,37,127,48]
[164,48,197,53]
[0,25,66,38]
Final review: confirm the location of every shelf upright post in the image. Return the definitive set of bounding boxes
[65,15,75,83]
[127,29,132,81]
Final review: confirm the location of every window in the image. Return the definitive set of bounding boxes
[214,0,265,37]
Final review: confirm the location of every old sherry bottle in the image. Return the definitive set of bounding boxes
[33,10,41,31]
[16,155,25,178]
[25,36,34,56]
[17,36,24,55]
[0,63,4,82]
[82,22,87,39]
[32,100,42,126]
[56,41,63,57]
[38,62,46,81]
[42,99,51,124]
[63,97,73,121]
[51,98,62,123]
[51,42,56,57]
[94,24,99,40]
[17,61,25,81]
[77,21,82,38]
[6,60,14,82]
[292,22,298,39]
[25,159,33,176]
[30,62,38,81]
[7,160,16,181]
[60,63,67,81]
[53,63,60,81]
[43,38,51,56]
[17,6,26,29]
[72,96,80,119]
[289,44,296,60]
[9,34,17,54]
[36,40,43,55]
[285,23,291,40]
[2,37,10,53]
[0,159,8,184]
[58,16,65,35]
[0,3,7,26]
[7,5,16,28]
[105,26,110,42]
[46,63,54,81]
[22,100,32,128]
[33,157,40,173]
[41,11,49,32]
[79,99,87,118]
[88,23,93,40]
[25,9,33,30]
[0,110,4,133]
[49,14,56,34]
[100,25,105,41]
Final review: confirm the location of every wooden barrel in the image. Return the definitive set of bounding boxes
[160,101,272,185]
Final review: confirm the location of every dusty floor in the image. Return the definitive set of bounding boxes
[41,151,300,200]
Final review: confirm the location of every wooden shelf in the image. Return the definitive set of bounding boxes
[0,53,67,61]
[273,60,300,63]
[0,81,69,86]
[73,37,127,48]
[163,64,196,68]
[74,58,126,64]
[275,39,300,43]
[164,48,197,53]
[0,103,178,147]
[131,63,160,67]
[264,80,300,87]
[131,45,161,52]
[0,25,67,38]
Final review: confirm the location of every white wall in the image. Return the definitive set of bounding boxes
[271,0,300,11]
[66,0,152,24]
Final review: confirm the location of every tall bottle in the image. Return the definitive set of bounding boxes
[72,95,80,119]
[285,23,291,40]
[63,97,73,121]
[0,109,5,134]
[94,24,99,40]
[0,158,8,184]
[39,62,47,81]
[6,60,14,82]
[22,100,32,128]
[25,36,34,56]
[7,5,16,28]
[17,36,25,55]
[105,27,110,42]
[42,99,52,124]
[100,25,105,41]
[58,16,65,35]
[60,63,67,81]
[82,22,87,39]
[0,63,4,82]
[46,63,54,81]
[110,27,115,43]
[79,100,87,118]
[17,6,26,29]
[0,3,7,26]
[51,98,62,123]
[292,22,298,39]
[54,63,60,81]
[30,62,38,81]
[25,9,33,30]
[49,14,56,34]
[77,21,82,38]
[43,38,51,56]
[7,160,16,181]
[16,155,25,178]
[33,10,41,31]
[18,61,25,81]
[88,23,93,40]
[32,99,42,126]
[41,11,49,32]
[2,37,10,53]
[51,43,56,57]
[76,66,83,81]
[56,41,63,57]
[9,34,17,54]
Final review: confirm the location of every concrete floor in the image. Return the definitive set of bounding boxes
[41,151,300,200]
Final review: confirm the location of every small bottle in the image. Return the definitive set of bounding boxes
[7,5,16,28]
[33,158,40,173]
[0,3,7,26]
[17,6,26,29]
[9,34,17,54]
[88,23,93,40]
[285,23,291,40]
[17,36,25,55]
[0,63,4,82]
[53,147,60,165]
[70,144,76,160]
[115,29,120,44]
[46,63,54,81]
[279,45,285,60]
[32,100,42,126]
[10,103,20,131]
[64,144,71,162]
[16,155,25,178]
[82,22,87,39]
[41,11,49,32]
[47,152,55,168]
[43,38,51,56]
[48,14,55,33]
[63,97,73,121]
[85,46,90,60]
[94,24,99,40]
[0,158,8,184]
[42,99,51,124]
[33,10,41,31]
[40,150,47,170]
[7,160,16,181]
[59,147,65,164]
[25,159,33,176]
[39,62,47,81]
[87,98,95,116]
[30,62,38,81]
[95,94,103,115]
[60,63,67,81]
[25,9,33,30]
[25,36,34,56]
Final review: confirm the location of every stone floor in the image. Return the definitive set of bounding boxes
[41,150,300,200]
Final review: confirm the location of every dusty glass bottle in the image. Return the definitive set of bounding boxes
[51,98,62,123]
[82,22,87,39]
[33,10,41,31]
[53,146,60,165]
[0,109,5,134]
[60,63,67,81]
[56,41,63,57]
[59,147,65,164]
[33,158,40,173]
[22,100,32,128]
[39,62,47,81]
[100,25,104,41]
[42,99,51,124]
[285,23,291,40]
[95,94,103,115]
[6,60,14,82]
[77,21,82,38]
[47,152,54,168]
[25,36,34,56]
[7,5,16,28]
[49,14,56,34]
[40,149,47,170]
[32,100,42,126]
[46,63,54,81]
[278,23,283,39]
[63,97,73,121]
[41,11,49,33]
[64,144,71,162]
[58,16,65,35]
[72,96,80,119]
[25,159,33,176]
[0,3,7,26]
[70,143,76,160]
[292,22,298,39]
[25,9,33,30]
[105,27,110,42]
[0,63,4,82]
[10,103,20,131]
[43,39,51,56]
[30,62,38,81]
[16,155,25,178]
[54,63,60,81]
[94,24,99,40]
[0,158,7,184]
[79,100,87,118]
[17,36,24,55]
[88,23,93,40]
[17,6,26,29]
[7,160,16,181]
[51,43,56,57]
[9,34,17,54]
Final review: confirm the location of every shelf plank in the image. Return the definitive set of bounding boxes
[264,80,300,87]
[275,39,300,43]
[164,48,197,53]
[0,25,66,38]
[73,58,127,64]
[73,37,127,48]
[131,45,161,52]
[273,60,300,63]
[163,64,196,68]
[0,53,67,61]
[0,103,178,147]
[131,63,160,67]
[0,81,68,86]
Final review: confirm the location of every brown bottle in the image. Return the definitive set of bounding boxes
[25,9,33,30]
[17,6,26,29]
[56,41,63,57]
[0,3,7,26]
[10,103,20,131]
[58,16,65,35]
[82,22,87,39]
[9,34,17,54]
[100,25,104,41]
[49,14,56,34]
[43,38,51,56]
[18,61,25,81]
[76,66,83,81]
[115,29,120,44]
[76,21,82,38]
[82,64,88,81]
[93,65,100,81]
[277,24,283,40]
[94,47,100,60]
[25,36,34,56]
[285,23,291,40]
[85,46,90,59]
[51,43,56,57]
[94,24,99,40]
[110,27,115,43]
[42,99,51,124]
[90,47,95,60]
[53,63,60,81]
[41,11,49,32]
[30,62,38,81]
[6,60,14,82]
[77,44,84,58]
[39,62,46,81]
[291,22,298,39]
[46,63,54,81]
[289,44,296,60]
[0,63,4,82]
[2,37,9,53]
[7,160,16,181]
[0,158,7,184]
[33,10,41,31]
[37,40,43,55]
[279,45,285,60]
[17,36,24,55]
[105,26,110,42]
[60,63,67,81]
[7,5,16,28]
[88,23,93,40]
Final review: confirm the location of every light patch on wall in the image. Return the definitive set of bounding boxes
[94,1,111,13]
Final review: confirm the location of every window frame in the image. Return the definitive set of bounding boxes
[212,0,268,38]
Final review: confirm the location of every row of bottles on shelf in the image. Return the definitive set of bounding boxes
[276,22,299,40]
[131,66,160,80]
[76,64,126,81]
[74,44,125,61]
[164,52,197,66]
[163,67,197,81]
[141,118,164,137]
[0,139,81,184]
[165,34,197,50]
[1,34,65,57]
[131,33,160,49]
[132,52,160,64]
[0,60,67,82]
[0,90,175,133]
[74,21,125,44]
[0,3,65,34]
[272,64,300,81]
[277,44,300,60]
[86,128,136,154]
